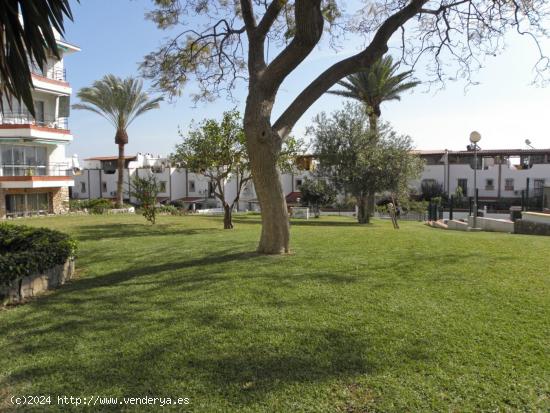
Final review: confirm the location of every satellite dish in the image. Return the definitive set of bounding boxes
[525,139,531,145]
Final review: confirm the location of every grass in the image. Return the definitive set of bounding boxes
[0,213,549,412]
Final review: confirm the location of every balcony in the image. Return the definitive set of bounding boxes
[0,111,68,130]
[0,163,73,189]
[32,67,67,82]
[0,111,71,142]
[31,66,71,95]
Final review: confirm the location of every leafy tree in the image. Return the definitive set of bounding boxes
[0,0,75,116]
[298,178,337,217]
[73,75,162,208]
[312,103,424,224]
[130,174,160,224]
[172,110,304,229]
[142,0,550,253]
[171,110,251,229]
[327,56,419,133]
[327,55,419,219]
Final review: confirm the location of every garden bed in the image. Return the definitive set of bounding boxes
[0,224,77,305]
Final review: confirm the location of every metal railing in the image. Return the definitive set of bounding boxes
[30,62,67,82]
[0,111,69,130]
[0,162,72,177]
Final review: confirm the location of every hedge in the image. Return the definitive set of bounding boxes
[0,224,77,286]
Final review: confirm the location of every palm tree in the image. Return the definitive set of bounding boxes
[73,75,162,207]
[327,55,420,132]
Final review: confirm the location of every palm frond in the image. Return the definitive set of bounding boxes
[326,55,420,118]
[0,0,76,116]
[73,74,163,142]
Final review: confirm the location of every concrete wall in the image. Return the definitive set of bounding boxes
[467,216,514,233]
[521,211,550,225]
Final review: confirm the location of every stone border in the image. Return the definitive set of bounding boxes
[515,219,550,236]
[1,258,75,306]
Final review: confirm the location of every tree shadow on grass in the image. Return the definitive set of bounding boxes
[0,248,447,410]
[74,223,220,241]
[290,219,364,227]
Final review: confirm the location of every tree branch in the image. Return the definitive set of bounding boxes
[260,0,324,95]
[240,0,257,33]
[273,0,428,136]
[257,0,287,39]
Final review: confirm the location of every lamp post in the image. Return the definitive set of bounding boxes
[470,131,481,229]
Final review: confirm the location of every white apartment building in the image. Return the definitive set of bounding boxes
[72,148,550,212]
[72,153,317,211]
[415,148,550,209]
[0,31,80,218]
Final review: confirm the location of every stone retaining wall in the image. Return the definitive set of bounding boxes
[1,258,75,305]
[515,219,550,236]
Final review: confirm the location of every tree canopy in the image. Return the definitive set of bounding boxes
[311,103,424,223]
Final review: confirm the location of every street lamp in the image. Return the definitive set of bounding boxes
[470,131,481,229]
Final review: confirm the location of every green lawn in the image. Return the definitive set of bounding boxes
[1,214,549,412]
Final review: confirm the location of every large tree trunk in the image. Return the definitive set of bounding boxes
[116,143,125,208]
[223,203,233,229]
[357,194,370,224]
[248,140,289,254]
[367,191,376,218]
[244,92,290,254]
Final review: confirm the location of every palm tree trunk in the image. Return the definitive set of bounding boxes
[116,143,125,208]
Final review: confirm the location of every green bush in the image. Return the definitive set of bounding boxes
[157,205,183,215]
[0,224,77,286]
[70,199,114,214]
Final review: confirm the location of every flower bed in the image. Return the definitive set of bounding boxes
[0,224,77,304]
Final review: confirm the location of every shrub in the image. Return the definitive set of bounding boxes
[70,198,113,214]
[0,224,77,286]
[130,175,160,224]
[157,205,181,215]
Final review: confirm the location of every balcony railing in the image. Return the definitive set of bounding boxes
[0,111,69,130]
[0,163,72,177]
[34,68,67,82]
[30,61,67,82]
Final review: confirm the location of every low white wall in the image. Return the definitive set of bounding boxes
[467,216,514,233]
[447,220,469,231]
[522,212,550,225]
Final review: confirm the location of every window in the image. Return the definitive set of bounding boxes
[0,145,48,176]
[485,179,494,190]
[457,179,468,196]
[505,179,514,191]
[189,180,196,192]
[5,193,49,217]
[295,179,303,188]
[159,181,167,192]
[34,100,45,124]
[102,182,107,192]
[80,182,87,193]
[102,160,117,174]
[534,179,545,196]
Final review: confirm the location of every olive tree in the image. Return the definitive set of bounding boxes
[142,0,550,253]
[312,103,424,224]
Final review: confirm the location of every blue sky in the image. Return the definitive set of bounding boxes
[64,0,550,159]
